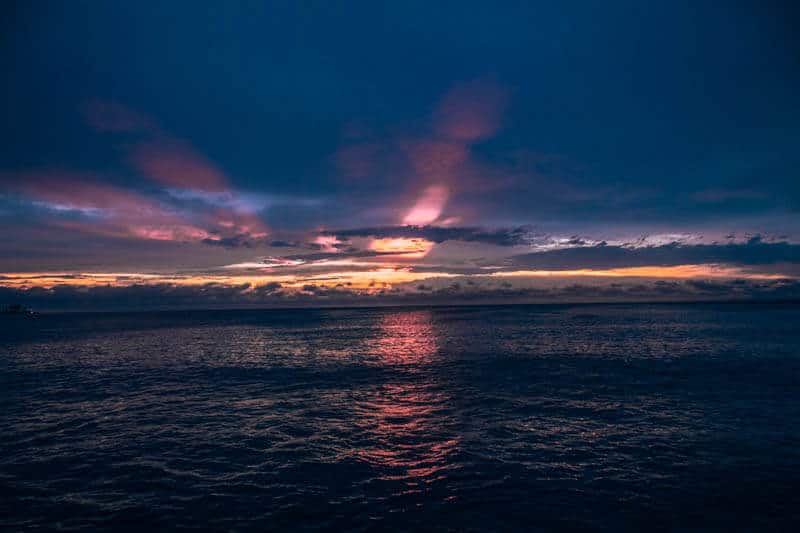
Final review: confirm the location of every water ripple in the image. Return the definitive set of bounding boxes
[2,304,800,530]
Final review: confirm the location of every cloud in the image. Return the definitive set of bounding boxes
[322,225,536,247]
[85,100,232,193]
[0,102,271,247]
[507,239,800,271]
[333,79,512,227]
[4,171,215,241]
[1,171,271,247]
[0,282,284,310]
[201,235,260,248]
[207,208,269,242]
[85,101,269,240]
[252,248,424,267]
[130,139,229,192]
[403,141,468,184]
[402,185,449,225]
[370,237,433,257]
[433,79,509,142]
[2,277,798,311]
[269,240,300,248]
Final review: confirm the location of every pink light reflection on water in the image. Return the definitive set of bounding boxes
[354,311,461,491]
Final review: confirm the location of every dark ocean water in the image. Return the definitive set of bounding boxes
[1,303,799,531]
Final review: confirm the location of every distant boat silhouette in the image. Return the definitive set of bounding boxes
[1,304,37,316]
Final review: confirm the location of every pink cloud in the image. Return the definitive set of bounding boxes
[8,170,271,246]
[83,100,233,193]
[433,79,509,142]
[11,172,214,242]
[14,172,162,214]
[2,103,273,246]
[208,208,270,240]
[130,139,230,192]
[403,140,468,183]
[52,220,215,243]
[333,80,511,226]
[403,185,449,226]
[313,234,344,252]
[129,225,213,241]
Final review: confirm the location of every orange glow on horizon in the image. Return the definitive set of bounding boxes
[0,263,788,292]
[0,268,454,291]
[489,264,787,279]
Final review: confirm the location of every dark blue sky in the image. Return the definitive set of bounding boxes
[1,1,799,306]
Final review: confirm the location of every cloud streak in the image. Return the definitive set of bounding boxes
[5,171,215,242]
[130,139,230,192]
[506,238,800,271]
[2,103,271,247]
[85,100,270,240]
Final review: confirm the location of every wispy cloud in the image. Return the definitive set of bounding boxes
[5,171,214,242]
[334,79,512,230]
[2,102,274,247]
[130,139,230,192]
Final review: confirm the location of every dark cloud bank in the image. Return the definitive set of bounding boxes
[3,238,799,311]
[505,238,800,270]
[316,228,800,269]
[3,277,799,312]
[322,225,536,247]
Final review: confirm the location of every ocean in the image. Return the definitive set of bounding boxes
[1,303,799,531]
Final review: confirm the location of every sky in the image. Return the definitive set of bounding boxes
[1,1,799,309]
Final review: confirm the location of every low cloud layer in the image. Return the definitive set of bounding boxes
[2,276,799,311]
[506,238,800,271]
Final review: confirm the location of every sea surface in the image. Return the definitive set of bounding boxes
[1,303,799,531]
